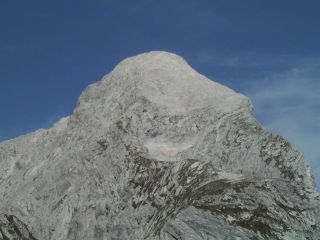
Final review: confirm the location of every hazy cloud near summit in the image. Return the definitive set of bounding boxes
[243,60,320,187]
[192,51,320,187]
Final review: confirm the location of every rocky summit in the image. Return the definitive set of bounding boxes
[0,51,319,240]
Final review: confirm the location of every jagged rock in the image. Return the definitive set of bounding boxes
[0,51,319,239]
[0,214,37,240]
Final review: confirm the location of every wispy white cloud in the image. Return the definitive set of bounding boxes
[39,112,66,130]
[243,62,320,187]
[195,51,291,68]
[194,51,320,76]
[194,51,320,187]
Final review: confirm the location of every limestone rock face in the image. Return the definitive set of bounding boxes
[0,51,319,240]
[0,214,38,240]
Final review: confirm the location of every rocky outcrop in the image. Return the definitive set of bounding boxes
[0,214,37,240]
[0,51,319,239]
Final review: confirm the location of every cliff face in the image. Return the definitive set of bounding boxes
[0,51,319,240]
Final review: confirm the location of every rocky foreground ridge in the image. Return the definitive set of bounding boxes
[0,51,319,239]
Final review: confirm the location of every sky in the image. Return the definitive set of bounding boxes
[1,0,319,186]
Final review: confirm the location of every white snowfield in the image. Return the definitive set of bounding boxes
[0,51,319,240]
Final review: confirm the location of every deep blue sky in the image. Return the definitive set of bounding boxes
[1,0,319,186]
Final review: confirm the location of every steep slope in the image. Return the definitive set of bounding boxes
[0,51,319,240]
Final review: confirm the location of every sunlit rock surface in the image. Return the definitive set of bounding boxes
[0,51,319,240]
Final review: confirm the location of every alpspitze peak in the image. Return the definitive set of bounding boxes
[113,51,191,71]
[0,52,319,240]
[76,51,251,117]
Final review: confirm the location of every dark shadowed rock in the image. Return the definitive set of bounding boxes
[0,214,37,240]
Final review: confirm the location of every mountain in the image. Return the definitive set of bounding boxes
[0,51,319,240]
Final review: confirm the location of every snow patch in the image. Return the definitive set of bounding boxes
[145,140,193,161]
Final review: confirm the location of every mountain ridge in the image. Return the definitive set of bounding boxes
[0,51,319,239]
